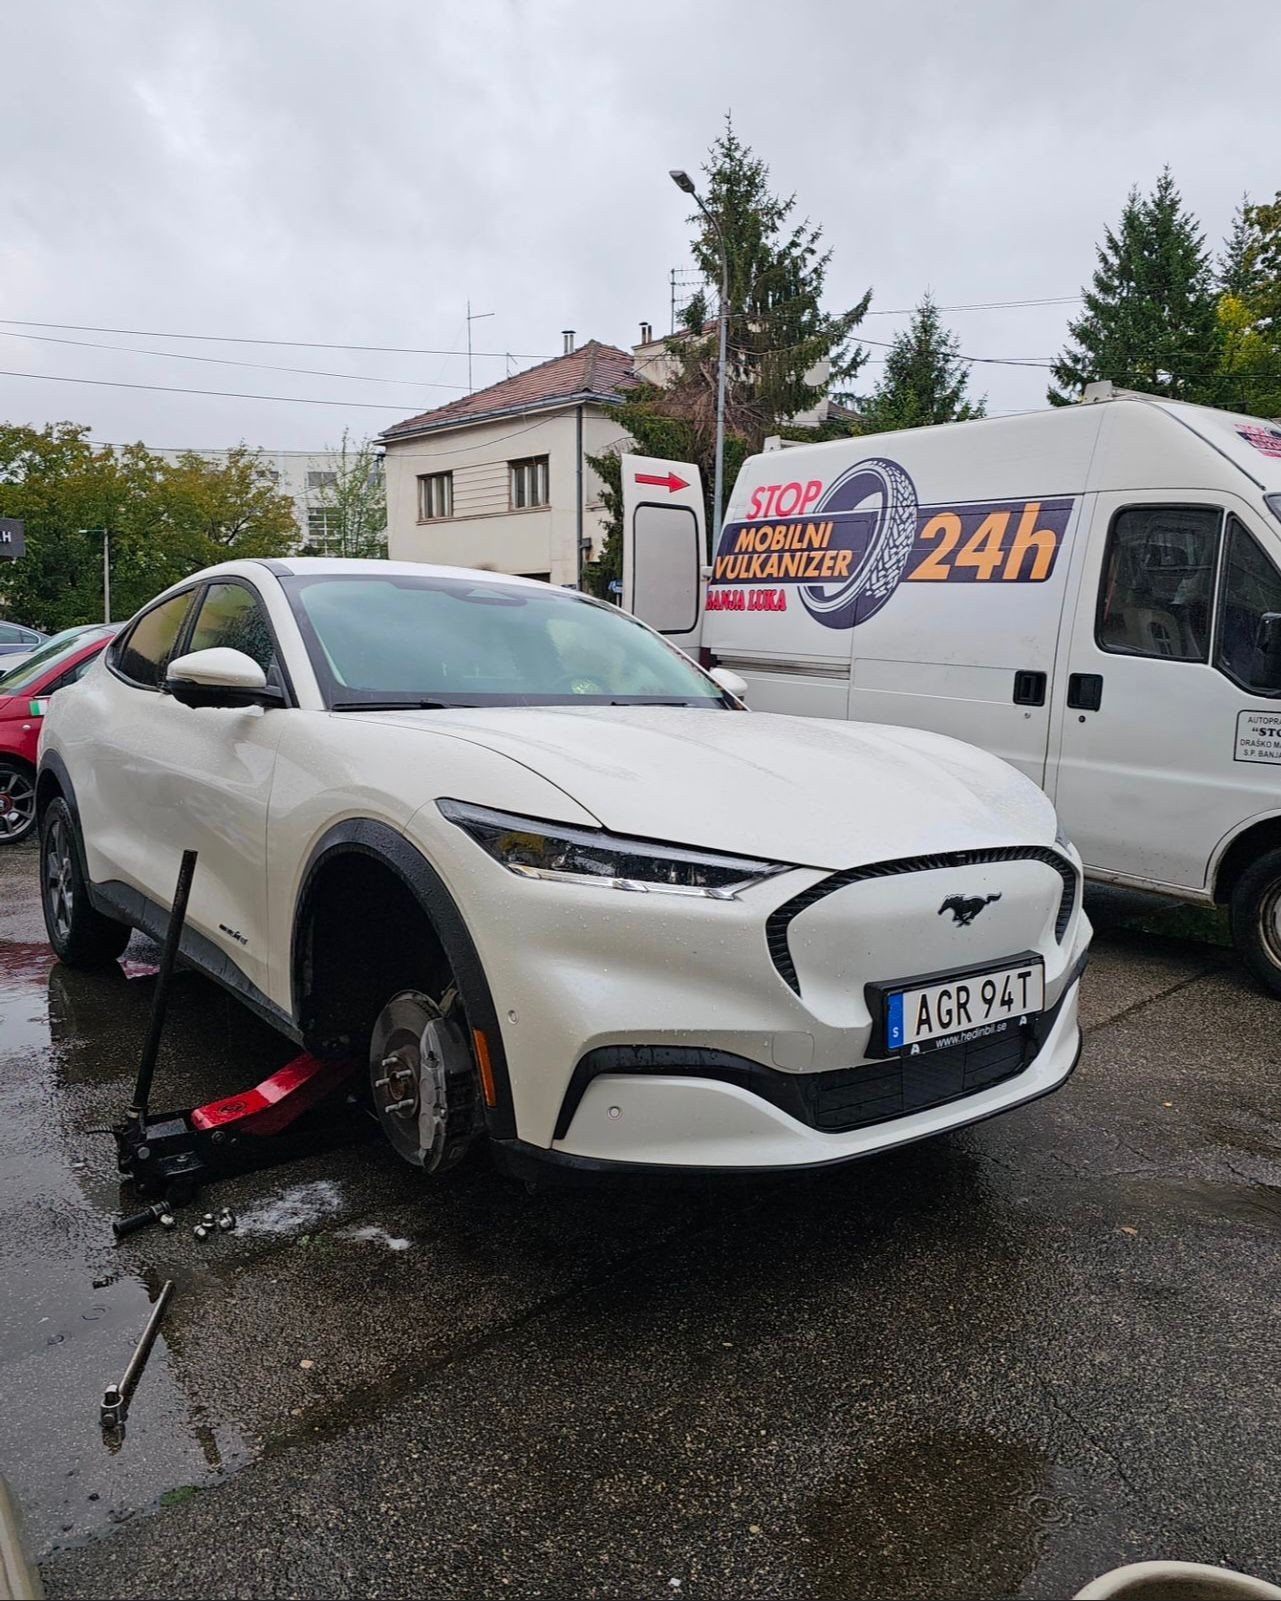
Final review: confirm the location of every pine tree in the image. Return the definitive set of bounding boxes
[1217,191,1281,417]
[1218,194,1257,298]
[861,295,985,431]
[1050,169,1223,406]
[676,115,871,445]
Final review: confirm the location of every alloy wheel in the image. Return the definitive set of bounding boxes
[0,767,35,841]
[44,816,75,942]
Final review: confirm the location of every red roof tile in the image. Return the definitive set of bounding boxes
[380,340,637,439]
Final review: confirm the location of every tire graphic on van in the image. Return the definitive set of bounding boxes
[800,457,919,630]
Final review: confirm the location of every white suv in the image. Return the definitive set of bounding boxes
[37,559,1090,1180]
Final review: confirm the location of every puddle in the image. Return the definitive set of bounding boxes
[801,1432,1090,1600]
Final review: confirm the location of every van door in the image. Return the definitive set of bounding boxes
[1049,493,1281,892]
[845,491,1085,784]
[620,453,704,657]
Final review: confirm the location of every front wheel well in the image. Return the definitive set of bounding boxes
[35,766,64,818]
[1213,817,1281,905]
[293,849,454,1057]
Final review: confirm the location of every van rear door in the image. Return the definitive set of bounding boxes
[620,453,704,656]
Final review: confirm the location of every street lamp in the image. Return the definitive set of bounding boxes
[79,527,110,622]
[670,168,728,562]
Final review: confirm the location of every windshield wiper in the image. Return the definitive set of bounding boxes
[330,699,456,712]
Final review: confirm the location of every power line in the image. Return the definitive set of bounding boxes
[0,328,470,391]
[0,317,550,360]
[0,368,412,409]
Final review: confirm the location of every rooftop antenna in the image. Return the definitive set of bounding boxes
[466,300,495,393]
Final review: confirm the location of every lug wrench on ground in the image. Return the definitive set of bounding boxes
[100,1279,175,1432]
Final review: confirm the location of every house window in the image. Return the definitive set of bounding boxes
[307,470,337,492]
[418,471,453,521]
[307,507,342,553]
[510,456,550,510]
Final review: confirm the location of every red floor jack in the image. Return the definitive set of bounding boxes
[112,850,368,1238]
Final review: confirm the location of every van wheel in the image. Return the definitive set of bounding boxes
[1229,848,1281,998]
[40,798,131,968]
[368,986,479,1172]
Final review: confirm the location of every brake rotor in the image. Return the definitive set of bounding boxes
[368,989,478,1172]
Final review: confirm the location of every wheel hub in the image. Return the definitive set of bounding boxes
[368,990,478,1171]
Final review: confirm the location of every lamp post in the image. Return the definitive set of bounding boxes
[80,528,110,622]
[670,168,728,563]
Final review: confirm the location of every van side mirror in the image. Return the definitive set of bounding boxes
[709,665,749,703]
[1254,613,1281,688]
[166,647,284,709]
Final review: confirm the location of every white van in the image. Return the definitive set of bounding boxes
[620,387,1281,993]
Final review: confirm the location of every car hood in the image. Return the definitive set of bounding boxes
[356,705,1055,871]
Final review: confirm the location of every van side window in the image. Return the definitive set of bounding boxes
[115,591,195,689]
[1097,506,1222,663]
[1216,517,1281,697]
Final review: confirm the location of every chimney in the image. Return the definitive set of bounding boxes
[562,329,576,355]
[639,320,653,345]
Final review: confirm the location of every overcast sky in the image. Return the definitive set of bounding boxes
[2,0,1278,453]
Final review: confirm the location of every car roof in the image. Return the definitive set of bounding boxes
[251,558,561,590]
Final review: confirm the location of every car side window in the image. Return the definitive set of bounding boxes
[186,582,278,674]
[1097,505,1222,662]
[116,591,195,689]
[1216,518,1281,697]
[0,624,23,643]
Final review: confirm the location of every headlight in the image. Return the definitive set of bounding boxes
[438,800,789,899]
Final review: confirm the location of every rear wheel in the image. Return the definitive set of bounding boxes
[39,797,131,967]
[368,986,479,1172]
[1229,847,1281,998]
[0,759,36,844]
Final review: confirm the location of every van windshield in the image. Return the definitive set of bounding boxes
[280,574,725,710]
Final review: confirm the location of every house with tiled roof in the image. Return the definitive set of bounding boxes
[379,332,638,587]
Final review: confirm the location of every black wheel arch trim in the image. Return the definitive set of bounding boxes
[292,819,517,1140]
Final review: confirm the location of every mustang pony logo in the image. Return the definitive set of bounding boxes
[939,893,1002,927]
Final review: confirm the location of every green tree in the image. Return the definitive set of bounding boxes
[1050,169,1223,406]
[303,432,387,558]
[1218,193,1257,298]
[678,116,871,439]
[583,118,868,594]
[861,294,986,431]
[1217,191,1281,417]
[0,423,297,630]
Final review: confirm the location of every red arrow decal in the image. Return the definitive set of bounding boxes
[634,470,689,493]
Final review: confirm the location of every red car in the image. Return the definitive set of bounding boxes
[0,624,117,843]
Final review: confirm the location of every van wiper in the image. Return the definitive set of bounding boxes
[330,698,456,711]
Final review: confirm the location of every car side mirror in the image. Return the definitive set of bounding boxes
[166,647,284,709]
[709,665,748,703]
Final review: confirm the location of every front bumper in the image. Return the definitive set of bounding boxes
[416,812,1091,1168]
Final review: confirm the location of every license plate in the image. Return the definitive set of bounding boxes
[885,960,1044,1053]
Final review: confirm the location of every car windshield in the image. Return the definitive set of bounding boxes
[0,626,113,694]
[281,574,726,709]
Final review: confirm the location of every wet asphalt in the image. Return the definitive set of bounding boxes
[1,839,1279,1600]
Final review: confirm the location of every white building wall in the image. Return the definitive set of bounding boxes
[385,405,629,586]
[151,447,346,547]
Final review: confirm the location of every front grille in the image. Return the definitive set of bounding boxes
[766,846,1078,995]
[801,1026,1031,1133]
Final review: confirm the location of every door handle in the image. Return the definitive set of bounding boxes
[1067,673,1103,712]
[1012,670,1047,706]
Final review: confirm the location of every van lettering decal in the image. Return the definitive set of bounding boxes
[712,456,1074,631]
